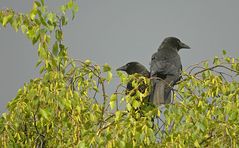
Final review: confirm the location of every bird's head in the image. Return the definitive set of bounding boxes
[117,62,149,76]
[160,37,190,51]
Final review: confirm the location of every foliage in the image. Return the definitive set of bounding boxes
[0,1,239,147]
[161,54,239,147]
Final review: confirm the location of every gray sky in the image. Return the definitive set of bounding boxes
[1,0,239,113]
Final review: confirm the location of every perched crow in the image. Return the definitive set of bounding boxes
[117,62,150,93]
[117,62,150,77]
[117,62,152,121]
[150,37,190,105]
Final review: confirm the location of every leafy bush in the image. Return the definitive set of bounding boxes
[0,1,239,147]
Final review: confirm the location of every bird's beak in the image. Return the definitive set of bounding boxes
[179,41,190,49]
[116,65,127,71]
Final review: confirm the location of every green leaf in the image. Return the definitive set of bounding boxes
[40,0,45,6]
[203,61,208,68]
[52,42,58,56]
[39,65,45,74]
[126,103,132,111]
[32,34,40,45]
[34,1,41,7]
[30,4,37,20]
[2,14,13,27]
[61,15,68,26]
[60,5,67,14]
[119,141,126,147]
[39,108,49,120]
[38,44,48,59]
[84,59,91,65]
[103,64,111,72]
[72,4,79,20]
[196,122,206,132]
[21,25,28,33]
[2,113,7,119]
[107,71,113,83]
[157,109,161,117]
[229,111,237,121]
[39,14,47,26]
[225,57,231,63]
[63,99,72,110]
[110,94,117,109]
[67,0,74,9]
[55,29,63,41]
[35,59,42,67]
[222,49,227,55]
[115,111,122,121]
[11,18,19,32]
[132,79,137,87]
[47,12,56,23]
[194,140,200,147]
[132,100,140,109]
[213,56,220,65]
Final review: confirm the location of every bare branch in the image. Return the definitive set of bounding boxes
[193,65,238,76]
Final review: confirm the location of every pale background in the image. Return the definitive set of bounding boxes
[0,0,239,113]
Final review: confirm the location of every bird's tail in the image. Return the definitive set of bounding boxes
[150,79,171,105]
[150,79,164,105]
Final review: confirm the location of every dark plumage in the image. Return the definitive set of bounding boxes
[150,37,190,105]
[119,62,151,97]
[117,62,152,121]
[117,62,150,77]
[117,62,150,93]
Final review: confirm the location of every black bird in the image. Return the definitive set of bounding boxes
[117,62,152,121]
[117,62,150,77]
[117,62,150,94]
[150,37,190,105]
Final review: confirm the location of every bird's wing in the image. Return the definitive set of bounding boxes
[150,53,181,78]
[149,52,181,105]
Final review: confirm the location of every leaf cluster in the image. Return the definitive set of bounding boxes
[1,1,239,147]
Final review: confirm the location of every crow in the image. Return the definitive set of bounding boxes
[150,37,190,105]
[117,62,149,77]
[117,62,150,94]
[117,62,152,117]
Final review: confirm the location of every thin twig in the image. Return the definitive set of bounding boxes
[194,65,238,76]
[92,78,100,103]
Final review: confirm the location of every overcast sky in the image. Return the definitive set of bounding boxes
[0,0,239,113]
